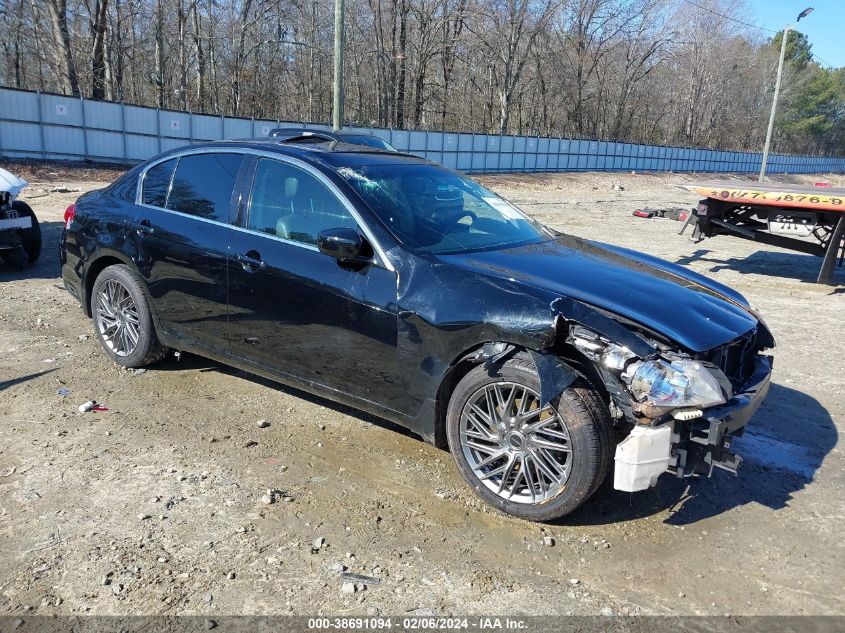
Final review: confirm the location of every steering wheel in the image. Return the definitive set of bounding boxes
[441,210,477,234]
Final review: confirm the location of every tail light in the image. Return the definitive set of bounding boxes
[64,204,76,229]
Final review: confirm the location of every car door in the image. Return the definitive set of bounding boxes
[129,151,246,355]
[226,155,402,407]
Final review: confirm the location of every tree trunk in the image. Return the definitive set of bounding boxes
[44,0,80,96]
[90,0,110,99]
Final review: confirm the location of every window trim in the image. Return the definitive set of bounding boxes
[135,147,394,272]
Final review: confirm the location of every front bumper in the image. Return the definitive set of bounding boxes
[612,355,772,492]
[670,354,772,478]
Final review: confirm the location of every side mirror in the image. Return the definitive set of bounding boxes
[317,227,364,261]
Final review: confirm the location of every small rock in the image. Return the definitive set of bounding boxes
[157,557,167,563]
[227,572,236,580]
[257,419,270,428]
[137,514,151,521]
[570,578,580,585]
[205,620,217,630]
[101,576,111,586]
[313,536,325,551]
[328,562,347,573]
[204,593,213,605]
[260,489,278,504]
[543,536,555,547]
[600,607,614,617]
[133,368,147,376]
[678,592,686,598]
[12,619,24,630]
[340,582,357,594]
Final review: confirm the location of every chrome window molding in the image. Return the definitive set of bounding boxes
[134,146,395,272]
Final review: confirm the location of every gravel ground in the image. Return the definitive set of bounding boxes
[1,161,843,617]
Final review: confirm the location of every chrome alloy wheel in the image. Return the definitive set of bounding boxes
[460,382,572,504]
[95,279,140,357]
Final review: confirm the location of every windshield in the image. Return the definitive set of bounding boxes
[339,135,397,152]
[338,163,549,254]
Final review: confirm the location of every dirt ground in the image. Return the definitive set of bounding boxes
[1,160,843,617]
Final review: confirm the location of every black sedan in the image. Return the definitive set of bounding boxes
[60,139,774,521]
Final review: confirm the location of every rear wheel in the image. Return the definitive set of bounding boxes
[91,264,166,368]
[12,201,41,264]
[446,354,614,521]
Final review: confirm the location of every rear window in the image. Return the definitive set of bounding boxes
[166,153,243,223]
[141,159,176,207]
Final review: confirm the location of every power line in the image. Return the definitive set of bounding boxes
[812,54,837,69]
[678,0,778,34]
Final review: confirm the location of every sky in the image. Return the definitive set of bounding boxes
[745,0,844,68]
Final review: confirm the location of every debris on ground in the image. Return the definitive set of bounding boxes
[257,419,270,428]
[340,572,380,586]
[260,489,284,505]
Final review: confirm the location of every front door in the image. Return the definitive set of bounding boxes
[226,156,401,407]
[129,151,246,354]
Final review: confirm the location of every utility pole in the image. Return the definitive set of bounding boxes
[332,0,345,131]
[759,7,814,182]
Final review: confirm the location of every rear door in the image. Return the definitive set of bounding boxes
[129,151,247,355]
[226,156,402,406]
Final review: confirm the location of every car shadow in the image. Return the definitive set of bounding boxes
[0,220,65,281]
[562,382,837,526]
[674,248,843,285]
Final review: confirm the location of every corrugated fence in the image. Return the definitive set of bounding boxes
[1,86,844,174]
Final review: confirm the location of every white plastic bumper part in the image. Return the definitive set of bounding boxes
[613,424,673,492]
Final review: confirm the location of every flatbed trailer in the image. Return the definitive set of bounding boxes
[679,181,845,284]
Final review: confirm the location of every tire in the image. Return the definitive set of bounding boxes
[12,201,41,264]
[91,264,166,368]
[446,353,614,522]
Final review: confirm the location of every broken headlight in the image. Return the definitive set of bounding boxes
[628,359,726,409]
[570,325,728,410]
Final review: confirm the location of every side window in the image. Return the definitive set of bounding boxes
[141,158,176,207]
[247,158,357,246]
[166,153,244,223]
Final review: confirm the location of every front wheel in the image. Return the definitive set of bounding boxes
[446,354,614,521]
[91,264,166,368]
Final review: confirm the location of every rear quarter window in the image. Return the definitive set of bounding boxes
[141,158,176,207]
[166,153,244,223]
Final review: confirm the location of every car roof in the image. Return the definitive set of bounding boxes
[178,138,434,170]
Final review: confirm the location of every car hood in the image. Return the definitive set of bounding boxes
[437,234,765,353]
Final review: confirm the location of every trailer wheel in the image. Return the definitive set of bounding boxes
[12,201,41,265]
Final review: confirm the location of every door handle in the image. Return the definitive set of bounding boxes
[236,252,267,271]
[136,219,154,235]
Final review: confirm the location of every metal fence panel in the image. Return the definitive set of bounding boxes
[2,86,845,174]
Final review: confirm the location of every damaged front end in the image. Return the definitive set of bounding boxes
[563,309,773,493]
